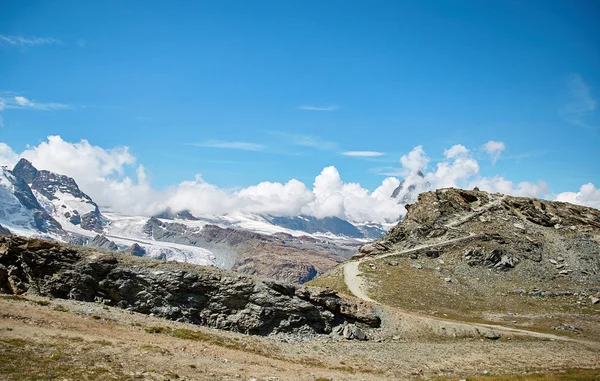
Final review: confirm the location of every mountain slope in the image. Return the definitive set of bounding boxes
[311,187,600,341]
[12,159,105,233]
[0,166,63,236]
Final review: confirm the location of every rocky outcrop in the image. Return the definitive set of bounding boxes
[0,236,380,336]
[0,224,10,235]
[87,234,119,251]
[357,188,600,284]
[127,243,146,257]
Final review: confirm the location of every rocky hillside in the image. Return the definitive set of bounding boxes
[0,235,379,336]
[359,187,600,284]
[310,187,600,341]
[142,218,353,283]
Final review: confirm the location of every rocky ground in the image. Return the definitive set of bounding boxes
[1,294,600,381]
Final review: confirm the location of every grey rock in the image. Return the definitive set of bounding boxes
[387,261,399,267]
[0,224,11,235]
[342,324,367,341]
[590,297,599,304]
[88,234,119,251]
[0,235,381,336]
[127,243,146,257]
[484,331,501,340]
[411,263,422,270]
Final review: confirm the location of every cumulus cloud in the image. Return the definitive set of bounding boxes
[482,141,506,165]
[2,136,597,225]
[0,143,18,167]
[394,144,549,201]
[2,136,405,223]
[342,151,385,157]
[556,183,600,210]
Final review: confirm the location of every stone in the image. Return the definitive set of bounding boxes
[342,324,367,341]
[484,331,501,340]
[411,264,422,270]
[387,261,399,267]
[549,259,558,265]
[590,297,599,305]
[0,235,381,336]
[444,278,453,283]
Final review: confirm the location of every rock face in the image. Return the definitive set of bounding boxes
[12,159,105,233]
[87,234,119,251]
[0,224,11,235]
[0,236,380,336]
[0,166,63,234]
[127,243,146,257]
[357,188,600,284]
[142,218,353,284]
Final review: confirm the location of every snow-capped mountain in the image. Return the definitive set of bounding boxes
[0,160,395,282]
[0,165,62,237]
[12,158,106,233]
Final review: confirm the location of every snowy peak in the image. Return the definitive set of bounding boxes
[12,159,105,233]
[0,166,62,235]
[391,170,430,205]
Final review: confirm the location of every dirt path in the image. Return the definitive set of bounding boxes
[341,195,600,345]
[343,261,376,303]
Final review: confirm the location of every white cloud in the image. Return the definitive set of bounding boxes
[0,35,61,47]
[298,105,339,111]
[1,95,69,111]
[0,143,18,167]
[15,96,32,107]
[400,145,429,175]
[389,144,548,202]
[342,151,385,157]
[560,73,597,130]
[444,144,470,159]
[482,141,506,165]
[556,183,600,210]
[2,136,597,225]
[191,140,265,151]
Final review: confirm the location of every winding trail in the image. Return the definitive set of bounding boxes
[341,195,599,344]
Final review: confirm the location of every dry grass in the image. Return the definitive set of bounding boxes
[0,337,130,381]
[306,265,352,296]
[431,368,600,381]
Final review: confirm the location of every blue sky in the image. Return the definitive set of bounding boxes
[1,0,599,198]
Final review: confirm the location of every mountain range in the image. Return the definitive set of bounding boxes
[0,159,392,283]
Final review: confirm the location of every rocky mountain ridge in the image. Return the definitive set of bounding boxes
[142,217,353,283]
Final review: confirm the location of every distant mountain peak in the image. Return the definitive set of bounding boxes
[10,160,105,233]
[12,158,38,184]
